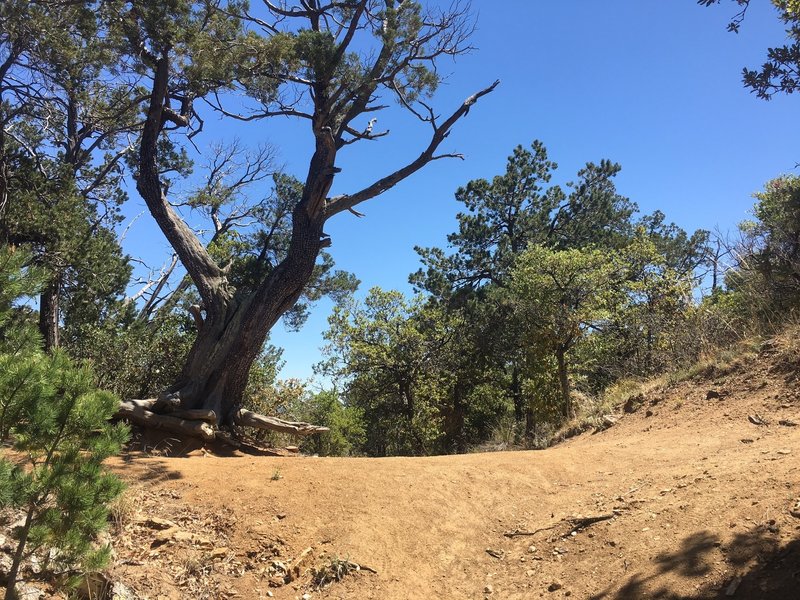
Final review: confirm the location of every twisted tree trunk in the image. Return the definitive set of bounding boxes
[124,2,497,444]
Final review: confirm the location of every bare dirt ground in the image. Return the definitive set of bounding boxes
[106,347,800,600]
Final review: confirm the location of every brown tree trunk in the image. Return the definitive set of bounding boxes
[511,364,527,442]
[556,346,571,419]
[447,380,467,453]
[129,40,497,442]
[165,209,325,426]
[38,277,60,351]
[524,404,535,440]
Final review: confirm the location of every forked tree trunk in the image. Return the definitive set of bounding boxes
[128,34,497,442]
[164,210,325,426]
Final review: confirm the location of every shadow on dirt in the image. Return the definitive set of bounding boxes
[589,524,799,599]
[119,453,185,484]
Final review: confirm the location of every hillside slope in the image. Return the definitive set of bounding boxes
[108,343,800,600]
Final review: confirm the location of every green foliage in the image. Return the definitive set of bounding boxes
[412,142,636,297]
[0,246,128,595]
[66,308,195,400]
[701,1,800,98]
[296,390,366,457]
[319,288,454,456]
[406,141,709,442]
[715,175,800,332]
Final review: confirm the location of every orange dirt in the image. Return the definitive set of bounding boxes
[108,351,800,600]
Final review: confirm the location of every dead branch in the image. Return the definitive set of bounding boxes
[326,80,499,218]
[116,401,216,441]
[567,513,616,530]
[235,409,330,436]
[503,524,559,538]
[503,513,617,538]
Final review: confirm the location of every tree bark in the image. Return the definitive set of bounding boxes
[38,276,60,351]
[130,28,497,438]
[510,364,525,441]
[556,346,571,419]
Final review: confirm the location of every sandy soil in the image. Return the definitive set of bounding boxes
[108,350,800,600]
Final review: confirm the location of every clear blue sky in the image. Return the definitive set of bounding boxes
[122,1,800,382]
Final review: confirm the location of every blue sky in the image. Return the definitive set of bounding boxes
[122,1,800,382]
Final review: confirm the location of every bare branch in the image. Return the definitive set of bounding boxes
[326,79,499,218]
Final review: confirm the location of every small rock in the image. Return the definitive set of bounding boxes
[110,581,138,600]
[790,500,800,519]
[266,593,273,598]
[748,414,767,426]
[740,438,754,444]
[725,576,742,596]
[277,513,287,520]
[526,569,535,577]
[706,390,721,400]
[14,584,44,600]
[486,548,504,559]
[484,584,494,594]
[548,582,563,592]
[778,419,797,427]
[527,545,537,553]
[645,409,654,417]
[777,449,792,455]
[302,594,312,600]
[211,547,229,559]
[140,516,177,530]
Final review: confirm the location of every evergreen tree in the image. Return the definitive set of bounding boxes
[0,247,128,599]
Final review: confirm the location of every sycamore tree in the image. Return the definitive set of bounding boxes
[114,0,496,440]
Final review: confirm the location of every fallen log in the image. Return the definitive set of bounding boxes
[235,409,330,436]
[116,401,215,441]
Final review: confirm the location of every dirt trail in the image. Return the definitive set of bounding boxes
[110,355,800,600]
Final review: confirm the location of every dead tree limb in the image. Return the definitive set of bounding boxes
[504,512,618,538]
[235,409,330,436]
[503,525,559,538]
[567,513,616,531]
[116,401,215,441]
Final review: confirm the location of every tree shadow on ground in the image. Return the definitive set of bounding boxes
[589,524,800,599]
[119,454,184,484]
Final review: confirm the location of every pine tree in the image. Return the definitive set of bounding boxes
[0,246,128,599]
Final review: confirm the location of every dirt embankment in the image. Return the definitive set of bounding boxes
[104,346,800,600]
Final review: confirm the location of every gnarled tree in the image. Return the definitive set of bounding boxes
[124,0,496,437]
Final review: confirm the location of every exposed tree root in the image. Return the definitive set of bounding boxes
[234,409,330,436]
[115,400,329,450]
[116,401,215,441]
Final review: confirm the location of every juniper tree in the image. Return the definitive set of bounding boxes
[118,0,496,437]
